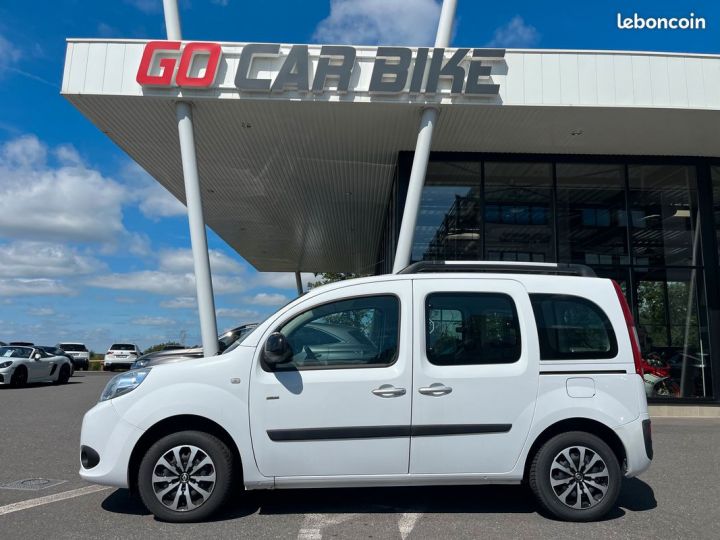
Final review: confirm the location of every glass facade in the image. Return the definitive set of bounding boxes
[403,157,719,401]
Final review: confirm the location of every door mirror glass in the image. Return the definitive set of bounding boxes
[263,332,293,366]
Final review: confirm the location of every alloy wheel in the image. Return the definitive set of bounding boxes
[549,445,609,509]
[151,445,217,512]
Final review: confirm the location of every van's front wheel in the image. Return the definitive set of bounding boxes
[529,431,621,522]
[138,431,234,522]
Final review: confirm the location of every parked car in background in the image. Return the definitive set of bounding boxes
[38,346,75,377]
[104,343,141,371]
[58,343,90,370]
[0,345,73,387]
[131,324,258,369]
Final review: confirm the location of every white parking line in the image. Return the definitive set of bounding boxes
[398,512,423,539]
[0,485,111,517]
[297,513,360,540]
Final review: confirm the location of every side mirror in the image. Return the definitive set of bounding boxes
[262,332,293,366]
[33,353,42,360]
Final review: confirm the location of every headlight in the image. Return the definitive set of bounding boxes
[0,361,13,369]
[100,368,151,402]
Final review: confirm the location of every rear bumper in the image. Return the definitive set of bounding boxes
[615,413,653,477]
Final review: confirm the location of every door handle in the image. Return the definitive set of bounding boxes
[418,383,453,396]
[371,384,407,398]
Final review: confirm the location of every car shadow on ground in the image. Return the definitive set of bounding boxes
[101,478,656,523]
[0,381,83,389]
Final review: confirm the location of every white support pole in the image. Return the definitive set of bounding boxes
[295,272,303,297]
[391,0,457,273]
[163,0,182,40]
[164,0,219,356]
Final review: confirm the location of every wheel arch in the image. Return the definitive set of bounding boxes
[522,417,627,481]
[127,414,243,494]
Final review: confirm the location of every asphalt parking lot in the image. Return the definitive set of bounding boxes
[1,372,719,539]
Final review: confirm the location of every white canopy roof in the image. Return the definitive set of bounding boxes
[62,40,720,271]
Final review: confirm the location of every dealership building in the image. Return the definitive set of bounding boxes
[61,12,720,405]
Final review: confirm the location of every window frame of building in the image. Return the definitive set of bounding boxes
[394,152,720,402]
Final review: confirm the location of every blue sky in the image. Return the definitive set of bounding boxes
[0,0,718,352]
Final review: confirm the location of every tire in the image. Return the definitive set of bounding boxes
[529,431,621,522]
[10,366,28,388]
[56,365,71,385]
[137,431,234,522]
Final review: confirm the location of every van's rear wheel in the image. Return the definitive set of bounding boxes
[138,431,234,522]
[529,431,621,522]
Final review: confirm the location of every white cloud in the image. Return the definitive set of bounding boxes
[216,308,259,320]
[121,162,186,220]
[0,32,22,69]
[124,0,160,13]
[132,316,175,326]
[0,241,101,278]
[88,271,246,296]
[313,0,441,46]
[0,135,127,243]
[486,16,540,48]
[27,307,55,316]
[244,293,289,306]
[254,272,314,291]
[0,278,73,296]
[159,248,244,274]
[161,296,197,309]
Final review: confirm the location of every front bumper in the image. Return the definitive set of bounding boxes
[0,367,14,385]
[614,413,653,478]
[79,400,143,488]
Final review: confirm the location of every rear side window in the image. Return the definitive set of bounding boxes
[425,293,521,366]
[530,294,617,360]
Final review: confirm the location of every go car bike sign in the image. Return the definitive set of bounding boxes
[136,41,504,96]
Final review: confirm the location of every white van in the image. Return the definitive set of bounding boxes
[80,262,652,523]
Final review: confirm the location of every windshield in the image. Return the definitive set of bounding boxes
[0,346,32,358]
[110,344,136,350]
[60,344,87,352]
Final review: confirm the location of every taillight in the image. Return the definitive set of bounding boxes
[612,280,643,375]
[106,351,113,355]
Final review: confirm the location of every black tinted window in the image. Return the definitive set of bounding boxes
[425,293,521,365]
[110,344,136,350]
[275,295,399,369]
[60,344,87,352]
[530,294,617,360]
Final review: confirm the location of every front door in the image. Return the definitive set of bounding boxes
[27,349,53,380]
[250,280,412,478]
[410,278,539,474]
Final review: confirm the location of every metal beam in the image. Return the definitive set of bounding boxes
[392,0,457,273]
[164,0,219,356]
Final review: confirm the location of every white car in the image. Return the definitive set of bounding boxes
[0,345,73,387]
[104,343,141,371]
[80,262,652,523]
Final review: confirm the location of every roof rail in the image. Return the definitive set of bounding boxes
[397,261,596,277]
